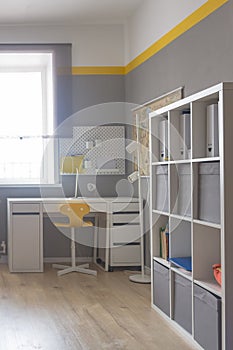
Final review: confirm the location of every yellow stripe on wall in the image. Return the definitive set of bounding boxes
[72,66,125,75]
[125,0,228,74]
[72,0,228,76]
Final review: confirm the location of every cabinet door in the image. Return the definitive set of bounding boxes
[111,225,141,244]
[11,213,41,272]
[111,244,141,265]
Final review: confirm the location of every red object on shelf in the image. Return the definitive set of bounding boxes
[213,264,222,286]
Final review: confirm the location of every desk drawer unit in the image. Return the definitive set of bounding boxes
[112,213,140,224]
[8,203,43,273]
[110,202,141,268]
[112,202,139,213]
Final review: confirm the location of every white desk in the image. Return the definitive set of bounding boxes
[7,197,140,273]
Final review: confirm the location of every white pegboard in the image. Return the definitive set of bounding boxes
[60,126,125,175]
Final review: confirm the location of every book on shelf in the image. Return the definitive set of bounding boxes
[169,256,192,272]
[160,224,169,260]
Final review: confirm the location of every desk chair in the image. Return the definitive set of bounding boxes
[52,203,97,277]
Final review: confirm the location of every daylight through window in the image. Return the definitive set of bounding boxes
[0,53,55,184]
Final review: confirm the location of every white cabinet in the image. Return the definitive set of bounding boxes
[8,202,43,272]
[149,83,233,350]
[110,205,141,268]
[96,201,141,271]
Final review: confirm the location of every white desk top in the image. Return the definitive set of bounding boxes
[7,197,139,203]
[7,197,139,214]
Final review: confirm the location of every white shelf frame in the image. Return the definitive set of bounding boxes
[149,82,233,350]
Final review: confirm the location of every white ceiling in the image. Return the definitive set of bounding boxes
[0,0,143,25]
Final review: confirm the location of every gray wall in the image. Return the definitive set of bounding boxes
[125,1,232,104]
[64,76,133,200]
[72,75,125,113]
[125,0,232,268]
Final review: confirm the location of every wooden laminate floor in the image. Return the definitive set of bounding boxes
[0,264,196,350]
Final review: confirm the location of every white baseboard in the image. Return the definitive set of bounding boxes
[44,257,93,263]
[0,256,93,265]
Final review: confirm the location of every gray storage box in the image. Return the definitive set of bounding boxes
[173,274,192,334]
[194,284,221,350]
[153,261,170,316]
[199,162,220,224]
[156,165,169,212]
[178,164,191,217]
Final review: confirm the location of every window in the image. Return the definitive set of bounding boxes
[0,52,55,185]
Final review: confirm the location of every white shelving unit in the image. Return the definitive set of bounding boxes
[149,83,233,350]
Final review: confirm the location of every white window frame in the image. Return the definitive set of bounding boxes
[0,52,56,185]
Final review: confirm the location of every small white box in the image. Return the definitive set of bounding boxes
[178,164,191,217]
[206,104,219,157]
[86,141,94,149]
[84,160,92,168]
[179,111,190,159]
[159,120,168,161]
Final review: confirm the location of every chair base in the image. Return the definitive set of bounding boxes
[52,263,97,277]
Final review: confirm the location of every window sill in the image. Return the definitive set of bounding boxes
[0,183,62,188]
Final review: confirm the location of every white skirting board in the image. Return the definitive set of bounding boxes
[44,257,93,263]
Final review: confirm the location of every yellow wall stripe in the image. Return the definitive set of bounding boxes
[72,66,125,75]
[72,0,228,76]
[125,0,228,74]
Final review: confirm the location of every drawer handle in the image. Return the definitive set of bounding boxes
[113,211,139,214]
[113,223,139,226]
[12,212,40,215]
